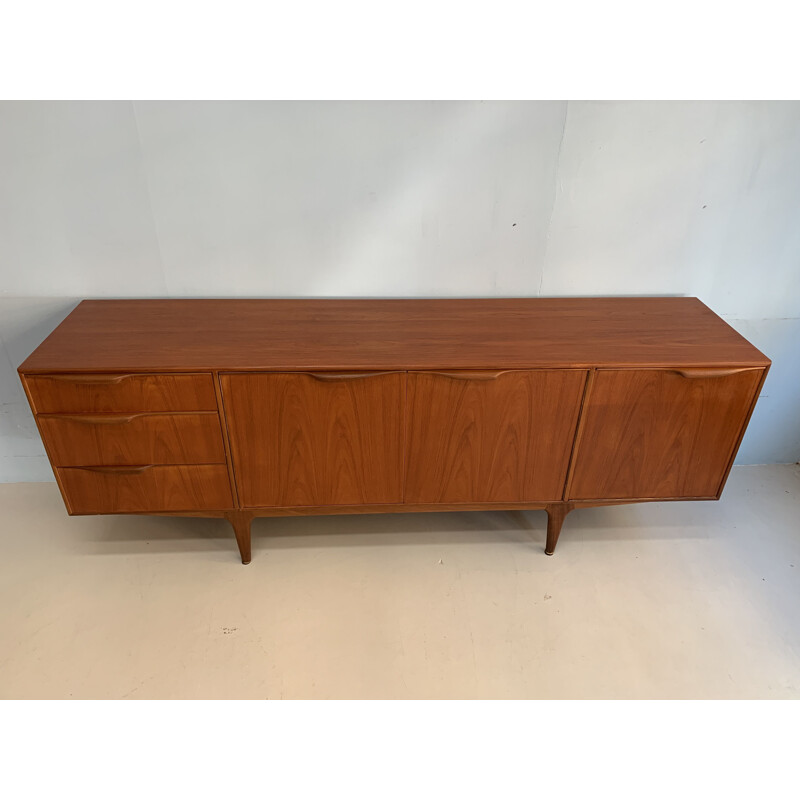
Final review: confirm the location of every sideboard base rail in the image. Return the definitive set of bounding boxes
[89,496,719,564]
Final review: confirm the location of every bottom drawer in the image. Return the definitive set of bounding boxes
[58,464,233,513]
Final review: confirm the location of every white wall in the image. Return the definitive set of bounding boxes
[1,101,798,480]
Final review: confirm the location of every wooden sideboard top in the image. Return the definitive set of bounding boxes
[18,297,770,373]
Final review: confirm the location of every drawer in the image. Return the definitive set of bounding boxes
[38,412,227,467]
[57,464,233,513]
[25,373,218,413]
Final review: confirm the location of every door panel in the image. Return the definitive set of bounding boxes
[220,372,406,507]
[405,369,587,503]
[568,368,763,500]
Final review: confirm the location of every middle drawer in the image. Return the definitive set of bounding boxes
[38,411,227,467]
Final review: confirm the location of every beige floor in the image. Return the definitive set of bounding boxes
[1,464,799,699]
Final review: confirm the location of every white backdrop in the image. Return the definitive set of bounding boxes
[1,101,798,480]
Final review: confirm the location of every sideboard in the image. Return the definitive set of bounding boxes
[18,298,770,564]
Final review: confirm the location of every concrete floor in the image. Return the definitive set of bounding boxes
[0,464,799,699]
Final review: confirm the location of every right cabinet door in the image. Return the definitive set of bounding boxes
[405,369,587,504]
[568,368,764,501]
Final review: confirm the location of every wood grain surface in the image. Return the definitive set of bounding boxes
[37,412,226,467]
[405,370,587,503]
[568,368,764,500]
[58,464,233,513]
[16,297,770,564]
[25,373,218,413]
[220,371,406,507]
[18,298,770,373]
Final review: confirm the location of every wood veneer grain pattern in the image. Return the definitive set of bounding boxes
[221,371,406,507]
[26,373,218,413]
[404,370,587,503]
[38,412,226,467]
[58,464,233,514]
[15,298,771,563]
[568,368,764,500]
[18,297,770,373]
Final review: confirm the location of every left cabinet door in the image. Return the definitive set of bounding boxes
[220,372,406,507]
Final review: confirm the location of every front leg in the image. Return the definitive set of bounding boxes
[224,511,254,564]
[544,503,573,555]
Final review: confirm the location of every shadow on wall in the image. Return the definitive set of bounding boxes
[728,317,800,465]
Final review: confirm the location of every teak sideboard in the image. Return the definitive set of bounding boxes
[18,298,770,564]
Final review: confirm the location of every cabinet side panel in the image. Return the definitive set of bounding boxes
[19,372,73,513]
[213,372,241,508]
[714,365,769,497]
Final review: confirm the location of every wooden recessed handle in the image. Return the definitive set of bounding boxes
[672,368,757,379]
[426,370,510,380]
[44,413,146,425]
[304,371,403,381]
[46,374,134,384]
[76,465,154,475]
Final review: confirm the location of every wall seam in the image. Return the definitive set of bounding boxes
[538,100,569,297]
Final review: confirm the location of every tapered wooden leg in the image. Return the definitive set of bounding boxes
[224,511,254,564]
[545,503,573,556]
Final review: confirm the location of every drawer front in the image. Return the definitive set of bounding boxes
[38,412,226,467]
[405,369,588,503]
[26,373,218,413]
[568,367,764,500]
[58,464,233,513]
[220,371,406,507]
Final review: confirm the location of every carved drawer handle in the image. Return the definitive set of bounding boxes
[46,374,135,384]
[424,370,510,380]
[76,465,154,475]
[45,413,146,425]
[305,371,403,381]
[672,368,757,379]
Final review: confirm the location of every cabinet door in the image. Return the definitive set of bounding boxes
[568,368,764,501]
[405,370,587,503]
[220,372,406,507]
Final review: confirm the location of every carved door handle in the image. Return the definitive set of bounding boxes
[672,368,758,379]
[304,371,403,381]
[423,370,510,380]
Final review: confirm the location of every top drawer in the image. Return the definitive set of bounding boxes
[25,373,218,413]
